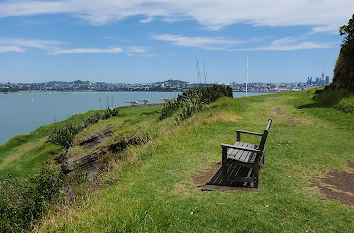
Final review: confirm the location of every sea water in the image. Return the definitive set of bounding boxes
[0,91,267,145]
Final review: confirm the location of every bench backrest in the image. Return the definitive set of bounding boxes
[258,119,272,152]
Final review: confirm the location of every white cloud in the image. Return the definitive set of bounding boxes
[152,34,243,50]
[0,1,353,32]
[0,37,155,55]
[51,47,123,55]
[0,38,64,49]
[0,38,64,53]
[126,46,157,57]
[236,36,334,51]
[0,45,25,53]
[139,17,154,23]
[127,46,148,53]
[153,33,334,51]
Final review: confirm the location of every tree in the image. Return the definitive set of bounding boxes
[339,14,354,60]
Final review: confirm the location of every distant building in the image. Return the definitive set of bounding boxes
[326,76,330,85]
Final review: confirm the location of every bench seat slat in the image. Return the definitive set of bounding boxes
[239,143,254,162]
[227,141,259,164]
[233,142,245,160]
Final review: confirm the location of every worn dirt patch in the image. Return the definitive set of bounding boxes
[203,111,241,123]
[192,162,220,185]
[192,162,256,193]
[315,161,354,206]
[348,161,354,169]
[273,107,284,116]
[285,117,301,126]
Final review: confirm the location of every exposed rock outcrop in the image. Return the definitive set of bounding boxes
[61,150,105,174]
[79,125,114,149]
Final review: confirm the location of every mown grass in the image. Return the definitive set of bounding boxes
[33,90,353,232]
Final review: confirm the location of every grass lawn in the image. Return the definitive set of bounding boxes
[28,90,353,232]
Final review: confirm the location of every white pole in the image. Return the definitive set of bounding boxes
[246,56,248,96]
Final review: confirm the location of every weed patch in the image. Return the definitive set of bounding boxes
[0,167,63,232]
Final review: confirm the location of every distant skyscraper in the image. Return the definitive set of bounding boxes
[326,76,330,85]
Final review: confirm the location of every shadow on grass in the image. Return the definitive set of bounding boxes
[297,102,321,109]
[297,88,353,113]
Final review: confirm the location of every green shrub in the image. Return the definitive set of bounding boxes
[101,107,119,120]
[175,98,203,123]
[49,108,119,148]
[335,96,354,113]
[159,99,180,120]
[181,84,233,104]
[0,167,63,232]
[83,111,102,127]
[48,122,84,148]
[314,88,354,113]
[159,84,232,121]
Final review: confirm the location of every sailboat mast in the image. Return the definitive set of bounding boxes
[246,56,248,96]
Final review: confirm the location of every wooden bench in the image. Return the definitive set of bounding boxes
[221,119,272,188]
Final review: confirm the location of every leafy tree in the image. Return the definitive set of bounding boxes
[339,14,354,60]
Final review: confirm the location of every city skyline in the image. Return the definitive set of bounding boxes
[0,1,353,83]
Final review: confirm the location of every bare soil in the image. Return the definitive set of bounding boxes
[315,161,354,206]
[285,117,301,126]
[192,162,220,185]
[273,107,284,116]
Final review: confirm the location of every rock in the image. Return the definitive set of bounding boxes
[54,149,68,164]
[61,150,105,174]
[79,125,114,149]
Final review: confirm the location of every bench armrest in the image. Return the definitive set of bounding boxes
[236,130,263,136]
[221,143,261,153]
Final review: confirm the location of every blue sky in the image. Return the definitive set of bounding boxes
[0,1,353,84]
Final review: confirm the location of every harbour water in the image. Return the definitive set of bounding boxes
[0,91,267,145]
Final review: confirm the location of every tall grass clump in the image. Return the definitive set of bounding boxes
[101,107,119,120]
[175,97,203,123]
[159,84,233,121]
[48,107,119,148]
[159,99,180,120]
[48,122,84,148]
[0,167,63,232]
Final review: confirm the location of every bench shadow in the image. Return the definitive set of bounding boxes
[297,102,321,109]
[193,162,257,193]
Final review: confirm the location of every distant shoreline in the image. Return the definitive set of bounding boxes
[0,90,278,95]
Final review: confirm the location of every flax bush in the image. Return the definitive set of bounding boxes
[159,84,233,121]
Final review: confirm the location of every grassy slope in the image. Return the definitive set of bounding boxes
[0,110,105,177]
[34,90,354,232]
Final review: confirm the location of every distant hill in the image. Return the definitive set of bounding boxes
[152,79,191,85]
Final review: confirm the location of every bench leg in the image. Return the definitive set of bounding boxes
[253,165,260,189]
[222,147,228,181]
